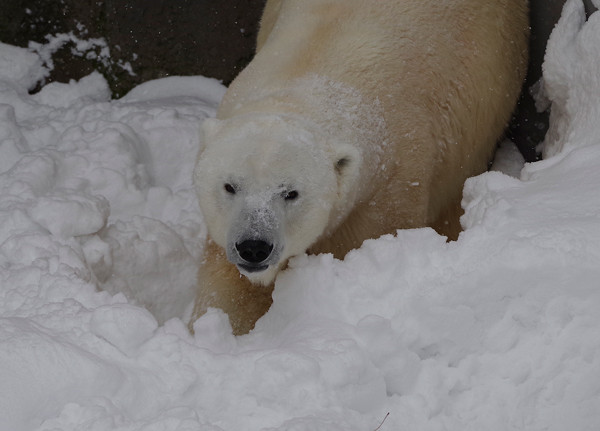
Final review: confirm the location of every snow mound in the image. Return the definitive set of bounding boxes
[1,2,600,430]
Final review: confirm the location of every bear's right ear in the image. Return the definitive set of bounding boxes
[200,118,223,150]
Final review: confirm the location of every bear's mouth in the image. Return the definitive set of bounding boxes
[238,263,269,273]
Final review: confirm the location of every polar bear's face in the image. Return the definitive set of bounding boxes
[194,115,357,285]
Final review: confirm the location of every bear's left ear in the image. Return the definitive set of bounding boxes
[332,143,362,197]
[333,143,360,175]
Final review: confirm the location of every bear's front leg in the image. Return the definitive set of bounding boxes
[190,239,274,335]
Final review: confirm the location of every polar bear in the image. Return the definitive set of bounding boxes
[191,0,529,334]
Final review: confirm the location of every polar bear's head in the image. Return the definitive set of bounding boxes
[194,113,360,285]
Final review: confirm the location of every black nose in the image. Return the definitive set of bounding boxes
[236,240,274,264]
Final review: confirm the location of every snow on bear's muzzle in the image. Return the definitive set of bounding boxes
[226,205,283,278]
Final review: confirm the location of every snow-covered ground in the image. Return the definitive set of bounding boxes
[1,1,600,429]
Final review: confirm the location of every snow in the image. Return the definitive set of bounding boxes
[1,1,600,429]
[28,30,136,81]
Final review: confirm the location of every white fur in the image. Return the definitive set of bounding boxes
[192,0,529,334]
[195,112,341,284]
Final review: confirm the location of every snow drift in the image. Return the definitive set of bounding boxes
[1,1,599,429]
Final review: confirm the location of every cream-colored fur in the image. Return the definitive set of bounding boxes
[191,0,529,334]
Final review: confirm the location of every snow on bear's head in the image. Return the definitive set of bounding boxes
[194,113,360,285]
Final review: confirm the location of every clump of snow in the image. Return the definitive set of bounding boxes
[0,42,49,90]
[29,30,136,80]
[31,72,112,108]
[541,0,600,158]
[490,140,525,177]
[1,1,600,430]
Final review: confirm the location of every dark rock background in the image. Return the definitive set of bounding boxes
[0,0,266,97]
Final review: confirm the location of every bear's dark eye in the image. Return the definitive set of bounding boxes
[224,183,236,194]
[283,190,299,201]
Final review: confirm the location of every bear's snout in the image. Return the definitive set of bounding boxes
[226,203,284,277]
[236,240,274,271]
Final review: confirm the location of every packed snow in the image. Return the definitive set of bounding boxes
[1,0,600,429]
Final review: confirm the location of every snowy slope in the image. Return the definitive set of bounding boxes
[1,0,600,430]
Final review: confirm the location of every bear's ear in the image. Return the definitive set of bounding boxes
[333,143,361,177]
[200,118,223,150]
[332,144,362,202]
[335,155,350,174]
[333,144,362,202]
